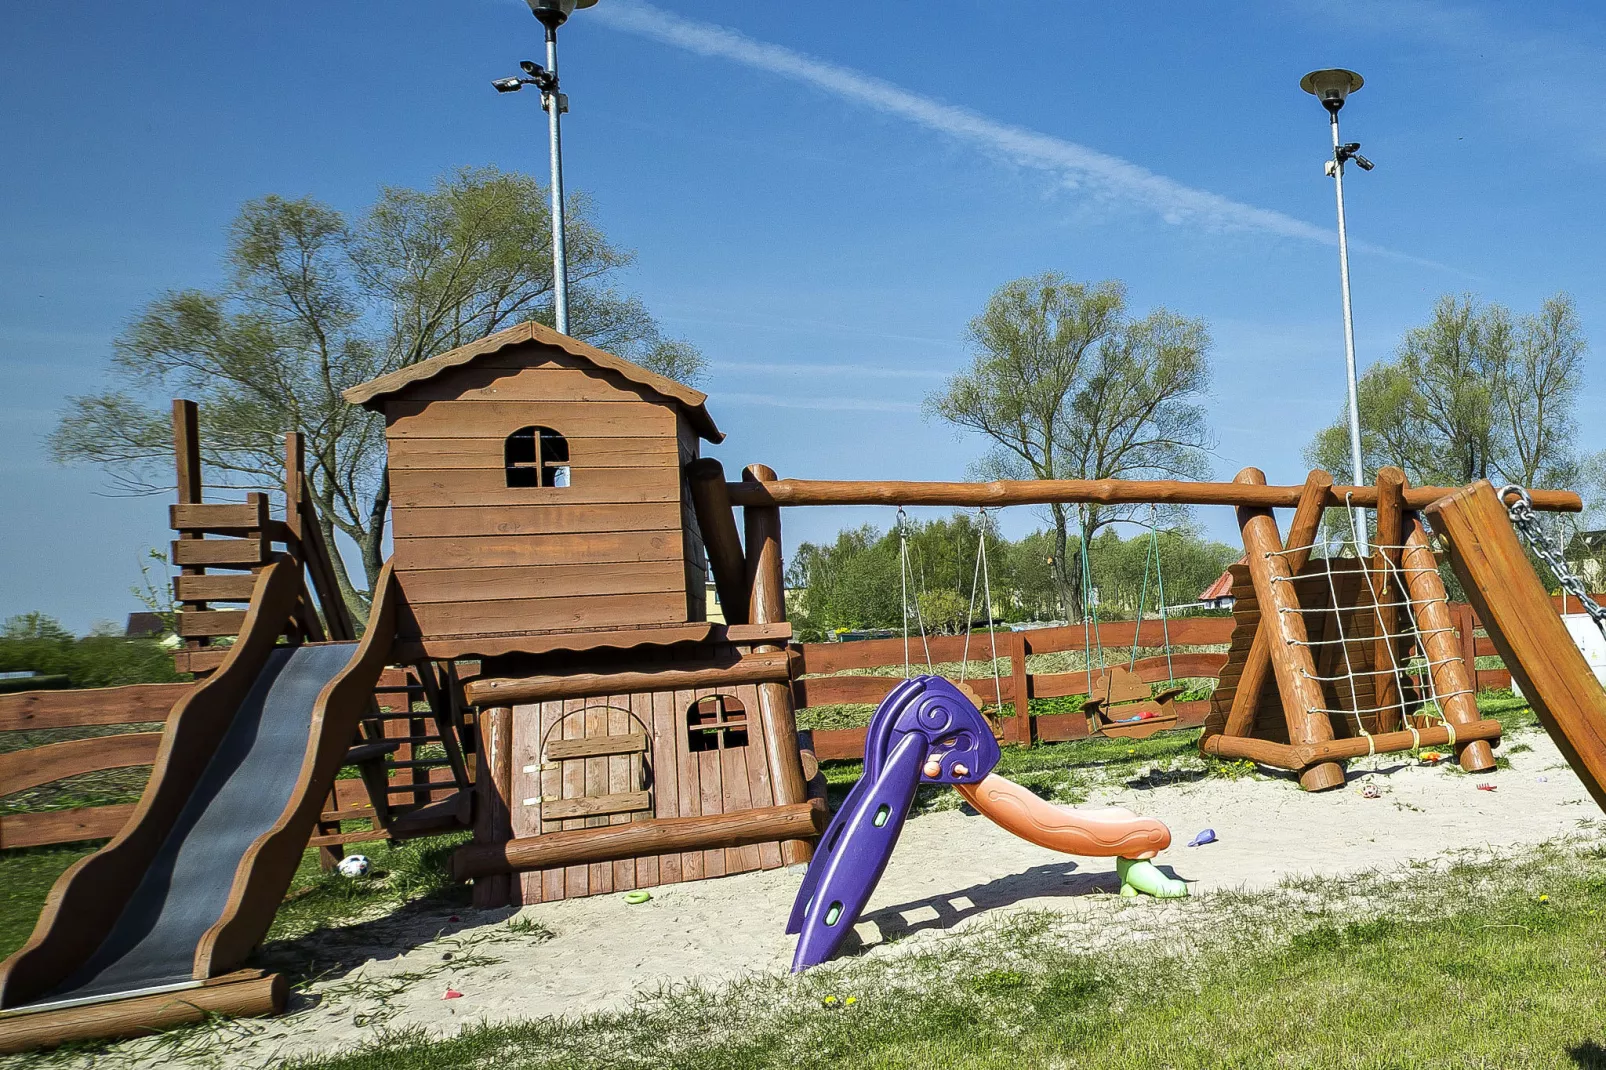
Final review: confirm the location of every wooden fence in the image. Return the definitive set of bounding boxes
[795,597,1566,761]
[0,594,1588,849]
[0,669,462,851]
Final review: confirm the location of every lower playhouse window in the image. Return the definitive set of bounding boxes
[687,695,749,752]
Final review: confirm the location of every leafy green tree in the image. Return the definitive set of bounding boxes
[49,167,704,619]
[1307,293,1584,491]
[0,615,184,687]
[927,274,1213,618]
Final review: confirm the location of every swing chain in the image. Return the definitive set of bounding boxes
[1499,485,1606,636]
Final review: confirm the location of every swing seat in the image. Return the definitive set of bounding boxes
[1083,668,1182,740]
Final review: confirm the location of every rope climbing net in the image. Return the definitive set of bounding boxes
[1263,537,1466,755]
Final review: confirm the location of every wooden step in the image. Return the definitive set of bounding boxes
[170,535,270,569]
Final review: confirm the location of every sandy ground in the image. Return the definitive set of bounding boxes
[67,728,1606,1066]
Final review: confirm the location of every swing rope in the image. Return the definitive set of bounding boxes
[959,508,1005,713]
[898,508,932,679]
[1079,505,1105,696]
[1128,504,1177,685]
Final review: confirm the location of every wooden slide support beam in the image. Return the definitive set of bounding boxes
[743,463,812,866]
[1427,483,1606,807]
[1234,467,1346,791]
[685,458,750,625]
[452,800,828,881]
[725,477,1582,513]
[0,970,284,1055]
[1371,467,1407,733]
[1213,469,1331,743]
[1401,513,1496,772]
[1201,718,1502,770]
[465,652,792,706]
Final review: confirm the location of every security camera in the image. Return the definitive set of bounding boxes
[491,77,523,93]
[1351,153,1375,171]
[520,60,545,77]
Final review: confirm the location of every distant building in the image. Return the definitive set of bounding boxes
[1565,530,1606,590]
[125,612,166,638]
[1198,562,1242,611]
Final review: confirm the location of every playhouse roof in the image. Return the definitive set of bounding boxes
[342,321,723,442]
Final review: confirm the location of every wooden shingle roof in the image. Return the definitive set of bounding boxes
[342,321,722,442]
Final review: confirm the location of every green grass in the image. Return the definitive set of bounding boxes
[0,844,97,959]
[266,841,1606,1069]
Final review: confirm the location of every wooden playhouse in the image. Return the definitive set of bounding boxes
[342,322,824,906]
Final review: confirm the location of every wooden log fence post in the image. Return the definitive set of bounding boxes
[1233,467,1346,791]
[1009,629,1031,745]
[1401,515,1496,772]
[741,464,811,866]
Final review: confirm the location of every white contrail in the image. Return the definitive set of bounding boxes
[593,1,1335,243]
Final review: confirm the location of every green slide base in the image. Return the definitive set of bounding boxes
[1117,857,1188,899]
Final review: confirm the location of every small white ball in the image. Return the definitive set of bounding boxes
[337,854,371,878]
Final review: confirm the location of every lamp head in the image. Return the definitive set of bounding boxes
[1300,68,1364,113]
[491,77,524,93]
[525,0,598,29]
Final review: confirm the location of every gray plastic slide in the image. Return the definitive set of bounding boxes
[33,642,357,1006]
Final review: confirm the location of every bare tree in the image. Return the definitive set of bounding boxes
[927,273,1213,617]
[49,166,704,620]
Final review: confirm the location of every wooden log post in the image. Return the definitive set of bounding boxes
[172,399,208,673]
[281,434,325,645]
[1009,629,1031,745]
[471,705,516,908]
[1234,467,1346,791]
[685,458,750,626]
[741,464,812,866]
[1211,469,1332,744]
[1427,481,1606,812]
[1370,467,1407,733]
[1401,514,1497,772]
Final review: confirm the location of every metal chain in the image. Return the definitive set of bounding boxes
[1499,484,1606,636]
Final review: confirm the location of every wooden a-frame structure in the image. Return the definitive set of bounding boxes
[1200,466,1502,790]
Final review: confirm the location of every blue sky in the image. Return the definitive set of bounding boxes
[2,1,1602,631]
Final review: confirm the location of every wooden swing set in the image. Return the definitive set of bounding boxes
[725,465,1581,788]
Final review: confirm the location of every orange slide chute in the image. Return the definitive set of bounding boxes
[955,774,1172,860]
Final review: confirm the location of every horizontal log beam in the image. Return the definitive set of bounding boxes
[452,800,828,880]
[0,971,284,1054]
[1202,719,1503,769]
[726,478,1581,513]
[465,651,792,706]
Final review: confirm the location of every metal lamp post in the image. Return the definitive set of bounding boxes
[493,0,598,336]
[1301,67,1374,550]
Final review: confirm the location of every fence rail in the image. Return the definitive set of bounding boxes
[0,668,461,851]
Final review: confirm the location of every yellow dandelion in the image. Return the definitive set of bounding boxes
[823,995,837,1005]
[845,996,858,1005]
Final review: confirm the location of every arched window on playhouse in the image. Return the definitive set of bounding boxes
[686,694,748,752]
[504,425,570,488]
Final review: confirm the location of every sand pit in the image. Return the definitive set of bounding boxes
[78,727,1606,1067]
